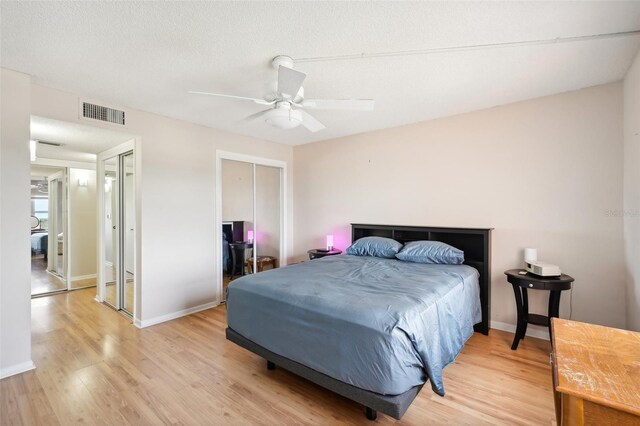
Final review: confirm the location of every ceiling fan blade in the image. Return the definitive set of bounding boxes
[278,66,306,99]
[240,109,272,124]
[301,99,375,111]
[188,91,272,105]
[298,110,326,132]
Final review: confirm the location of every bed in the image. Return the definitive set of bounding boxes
[226,224,492,420]
[31,231,48,259]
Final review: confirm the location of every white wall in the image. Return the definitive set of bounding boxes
[0,69,35,378]
[293,83,626,331]
[29,82,293,326]
[69,168,97,281]
[624,50,640,332]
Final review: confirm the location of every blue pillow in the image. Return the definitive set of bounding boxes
[346,237,403,259]
[395,240,464,264]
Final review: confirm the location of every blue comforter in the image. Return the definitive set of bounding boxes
[31,232,48,255]
[226,255,481,396]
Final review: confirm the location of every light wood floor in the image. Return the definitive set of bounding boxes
[31,255,65,295]
[31,255,96,296]
[104,280,134,313]
[1,288,556,425]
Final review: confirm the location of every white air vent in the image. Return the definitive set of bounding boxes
[37,140,63,147]
[82,102,125,125]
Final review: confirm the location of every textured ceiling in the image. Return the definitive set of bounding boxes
[3,2,640,146]
[31,116,134,162]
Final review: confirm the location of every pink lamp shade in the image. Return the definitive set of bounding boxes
[247,230,254,243]
[326,234,334,250]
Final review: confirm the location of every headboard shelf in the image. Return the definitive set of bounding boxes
[351,223,493,335]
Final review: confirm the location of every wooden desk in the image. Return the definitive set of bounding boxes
[551,318,640,426]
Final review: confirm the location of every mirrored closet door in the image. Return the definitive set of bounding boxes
[47,170,67,280]
[219,156,285,301]
[122,151,135,314]
[221,160,254,285]
[30,167,68,297]
[254,165,281,268]
[102,150,135,316]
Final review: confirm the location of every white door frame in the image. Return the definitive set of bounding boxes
[215,150,288,303]
[97,139,139,323]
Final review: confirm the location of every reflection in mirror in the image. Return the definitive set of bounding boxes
[104,156,118,308]
[122,152,135,315]
[221,159,254,298]
[102,152,134,315]
[47,172,66,280]
[253,165,280,273]
[31,166,67,296]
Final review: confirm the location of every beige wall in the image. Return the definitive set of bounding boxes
[293,83,625,330]
[69,168,97,280]
[624,50,640,332]
[0,69,34,377]
[30,82,293,326]
[221,159,254,224]
[255,165,281,258]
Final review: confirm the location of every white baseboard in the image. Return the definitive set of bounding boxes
[71,273,97,281]
[137,300,221,328]
[1,360,36,379]
[491,320,550,341]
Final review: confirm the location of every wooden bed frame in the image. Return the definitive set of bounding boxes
[226,224,493,421]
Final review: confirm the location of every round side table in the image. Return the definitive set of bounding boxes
[504,269,574,350]
[307,249,342,260]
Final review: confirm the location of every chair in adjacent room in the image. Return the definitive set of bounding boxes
[246,256,278,273]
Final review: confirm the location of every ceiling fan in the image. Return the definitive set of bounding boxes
[189,55,374,132]
[30,182,48,194]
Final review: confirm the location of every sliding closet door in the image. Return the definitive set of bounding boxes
[254,165,281,263]
[102,151,135,315]
[103,157,119,308]
[47,170,67,280]
[221,159,254,299]
[218,153,286,302]
[121,152,135,315]
[221,159,254,242]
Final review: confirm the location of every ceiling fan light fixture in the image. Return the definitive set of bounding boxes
[264,108,302,130]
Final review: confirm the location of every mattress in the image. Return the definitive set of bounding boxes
[226,255,481,396]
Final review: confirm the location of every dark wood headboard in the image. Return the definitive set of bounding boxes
[351,224,493,335]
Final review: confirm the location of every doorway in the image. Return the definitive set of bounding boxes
[99,147,136,317]
[30,166,66,296]
[29,116,136,299]
[216,151,287,302]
